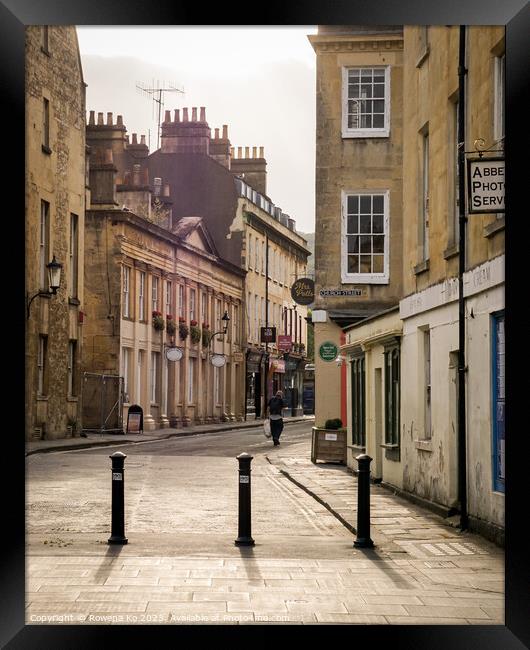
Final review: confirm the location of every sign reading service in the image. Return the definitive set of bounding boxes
[467,157,505,213]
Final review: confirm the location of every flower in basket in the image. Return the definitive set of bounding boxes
[178,316,185,323]
[166,314,176,336]
[178,321,189,340]
[152,310,165,331]
[190,323,201,344]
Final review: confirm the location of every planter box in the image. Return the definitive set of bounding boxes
[311,427,347,464]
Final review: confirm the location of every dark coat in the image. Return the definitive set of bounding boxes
[268,396,286,416]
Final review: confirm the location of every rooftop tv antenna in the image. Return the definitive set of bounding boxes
[136,80,185,150]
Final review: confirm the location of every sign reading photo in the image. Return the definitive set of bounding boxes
[467,157,505,213]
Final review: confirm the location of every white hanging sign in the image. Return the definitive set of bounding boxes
[467,157,505,213]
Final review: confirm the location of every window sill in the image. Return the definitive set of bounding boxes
[415,439,433,452]
[67,396,78,403]
[68,297,80,306]
[41,145,52,155]
[36,395,49,401]
[380,443,399,449]
[342,129,390,139]
[443,245,459,260]
[483,217,505,238]
[414,259,429,275]
[341,274,389,285]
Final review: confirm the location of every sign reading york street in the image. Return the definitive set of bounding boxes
[467,157,505,213]
[291,278,315,305]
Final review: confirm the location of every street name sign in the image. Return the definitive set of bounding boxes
[467,157,505,213]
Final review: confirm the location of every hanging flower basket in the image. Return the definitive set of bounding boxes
[190,325,201,345]
[202,326,211,348]
[166,315,176,336]
[152,310,165,331]
[179,322,189,340]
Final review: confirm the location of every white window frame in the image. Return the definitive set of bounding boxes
[494,53,505,144]
[152,276,159,313]
[122,347,130,400]
[342,66,390,138]
[188,358,195,404]
[138,272,145,321]
[69,213,79,298]
[178,284,184,318]
[341,189,390,284]
[40,200,50,289]
[150,351,158,404]
[67,340,76,397]
[165,280,172,317]
[38,335,46,396]
[190,288,196,322]
[122,266,130,318]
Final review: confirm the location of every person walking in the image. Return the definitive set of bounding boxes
[267,390,286,446]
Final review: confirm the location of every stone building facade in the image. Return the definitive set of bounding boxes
[25,26,86,441]
[398,26,505,543]
[83,115,246,430]
[308,26,404,431]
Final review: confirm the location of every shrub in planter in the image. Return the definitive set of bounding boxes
[190,325,201,344]
[324,418,343,430]
[152,310,165,331]
[179,322,189,340]
[166,315,176,336]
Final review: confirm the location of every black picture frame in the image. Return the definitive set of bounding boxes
[9,0,529,647]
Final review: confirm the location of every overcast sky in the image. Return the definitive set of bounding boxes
[77,26,318,233]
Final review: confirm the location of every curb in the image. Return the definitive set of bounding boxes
[25,417,314,457]
[266,457,357,536]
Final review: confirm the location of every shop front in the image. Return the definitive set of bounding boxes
[245,349,264,419]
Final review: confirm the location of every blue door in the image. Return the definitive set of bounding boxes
[492,312,505,493]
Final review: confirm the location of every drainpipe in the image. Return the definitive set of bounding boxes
[457,25,469,531]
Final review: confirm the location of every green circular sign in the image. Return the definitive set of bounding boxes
[319,341,338,362]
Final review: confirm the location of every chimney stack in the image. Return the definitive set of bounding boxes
[214,128,220,140]
[160,106,210,155]
[230,144,267,195]
[88,110,95,125]
[222,125,228,140]
[86,109,127,160]
[164,110,171,123]
[107,112,113,125]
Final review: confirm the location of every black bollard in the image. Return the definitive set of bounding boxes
[108,451,128,545]
[235,452,255,546]
[353,454,374,548]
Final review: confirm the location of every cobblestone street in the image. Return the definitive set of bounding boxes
[25,422,504,625]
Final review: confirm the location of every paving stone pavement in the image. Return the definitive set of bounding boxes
[25,433,504,625]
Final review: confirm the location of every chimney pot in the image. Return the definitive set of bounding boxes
[183,108,189,122]
[174,109,180,122]
[88,110,95,125]
[97,112,104,126]
[259,146,264,158]
[117,115,123,126]
[107,112,113,125]
[222,125,228,140]
[245,147,250,158]
[237,147,242,158]
[192,107,197,121]
[164,110,171,123]
[252,146,257,158]
[140,135,146,146]
[200,107,206,122]
[214,128,220,140]
[132,133,138,145]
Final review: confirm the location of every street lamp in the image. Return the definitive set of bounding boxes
[26,255,63,319]
[208,310,231,367]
